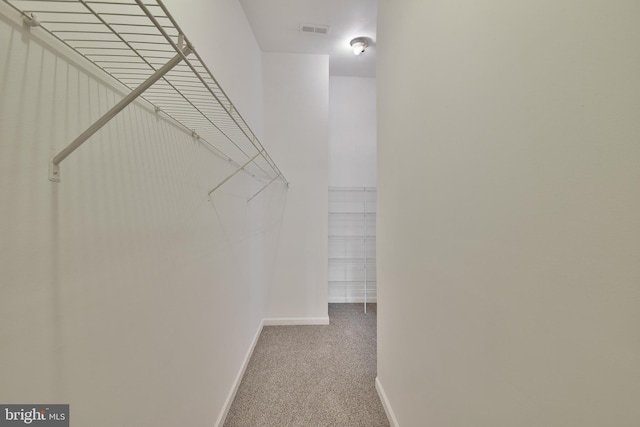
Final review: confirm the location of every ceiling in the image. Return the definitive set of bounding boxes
[239,0,378,78]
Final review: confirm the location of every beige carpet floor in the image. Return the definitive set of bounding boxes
[224,303,389,427]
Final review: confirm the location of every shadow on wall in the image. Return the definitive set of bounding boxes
[208,176,288,288]
[0,7,289,426]
[261,183,289,303]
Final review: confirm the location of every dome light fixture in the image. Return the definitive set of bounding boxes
[350,37,368,56]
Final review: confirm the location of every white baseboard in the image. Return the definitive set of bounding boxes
[263,317,330,326]
[376,376,400,427]
[214,319,264,427]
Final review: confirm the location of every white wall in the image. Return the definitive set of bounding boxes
[376,1,640,426]
[328,77,377,304]
[0,2,271,426]
[329,76,377,188]
[262,53,330,322]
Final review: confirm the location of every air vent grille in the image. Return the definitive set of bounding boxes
[300,24,330,34]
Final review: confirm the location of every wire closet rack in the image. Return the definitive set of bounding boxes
[328,187,377,313]
[4,0,287,198]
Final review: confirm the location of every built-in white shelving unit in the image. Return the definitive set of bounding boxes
[4,0,286,197]
[328,187,376,312]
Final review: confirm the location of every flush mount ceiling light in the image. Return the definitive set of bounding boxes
[350,37,368,55]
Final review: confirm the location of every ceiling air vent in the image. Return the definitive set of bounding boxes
[300,24,330,34]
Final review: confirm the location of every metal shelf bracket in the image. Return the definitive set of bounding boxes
[49,46,192,182]
[23,12,38,27]
[247,175,280,203]
[4,0,287,187]
[208,150,263,198]
[49,162,60,183]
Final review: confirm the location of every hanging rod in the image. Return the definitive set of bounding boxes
[3,0,287,190]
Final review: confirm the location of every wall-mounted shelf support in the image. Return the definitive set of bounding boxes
[23,11,38,26]
[208,150,263,198]
[49,45,192,182]
[247,175,280,203]
[5,0,287,187]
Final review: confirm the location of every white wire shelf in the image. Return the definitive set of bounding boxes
[327,187,377,311]
[4,0,287,190]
